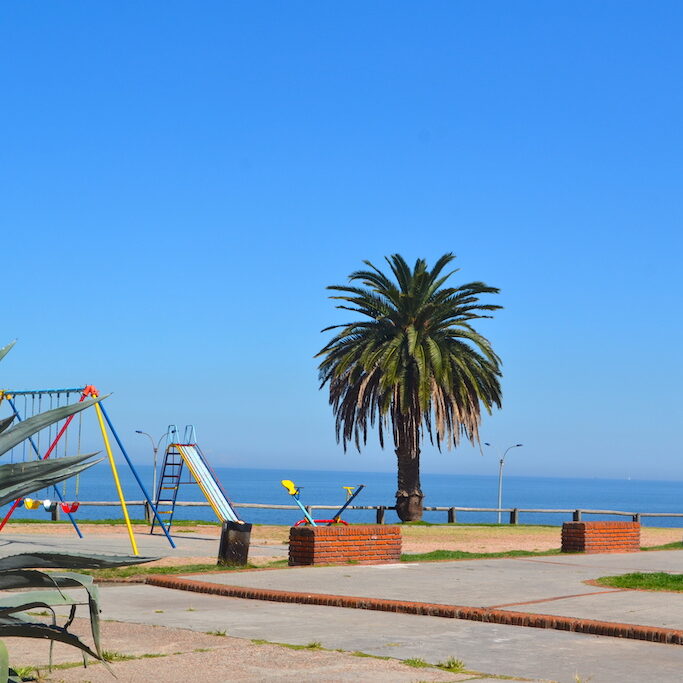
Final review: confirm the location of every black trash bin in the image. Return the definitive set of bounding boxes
[217,520,252,566]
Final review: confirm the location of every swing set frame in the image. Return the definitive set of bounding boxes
[0,385,176,555]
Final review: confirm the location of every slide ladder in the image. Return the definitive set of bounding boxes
[151,443,240,534]
[150,448,185,533]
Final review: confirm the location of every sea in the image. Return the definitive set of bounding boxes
[11,461,683,528]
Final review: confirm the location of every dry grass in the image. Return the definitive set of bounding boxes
[6,521,681,557]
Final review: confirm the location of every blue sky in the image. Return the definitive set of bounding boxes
[2,2,682,480]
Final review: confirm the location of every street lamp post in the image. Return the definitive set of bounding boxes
[135,429,176,498]
[485,442,523,524]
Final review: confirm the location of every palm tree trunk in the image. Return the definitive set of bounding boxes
[395,445,424,522]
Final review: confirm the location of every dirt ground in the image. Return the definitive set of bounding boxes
[7,618,475,683]
[5,521,681,566]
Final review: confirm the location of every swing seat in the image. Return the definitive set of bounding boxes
[60,502,79,514]
[43,499,58,512]
[23,498,42,510]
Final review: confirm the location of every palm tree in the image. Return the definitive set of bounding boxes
[317,253,503,521]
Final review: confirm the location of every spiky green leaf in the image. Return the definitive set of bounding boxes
[0,340,16,364]
[0,417,14,435]
[0,454,101,506]
[0,553,158,572]
[0,396,107,459]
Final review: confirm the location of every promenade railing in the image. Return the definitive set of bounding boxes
[53,501,683,525]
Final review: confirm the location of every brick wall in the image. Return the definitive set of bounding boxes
[289,525,402,566]
[562,521,640,553]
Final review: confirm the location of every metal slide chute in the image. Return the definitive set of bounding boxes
[151,442,239,534]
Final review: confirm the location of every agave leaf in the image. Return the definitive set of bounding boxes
[0,552,158,571]
[0,590,85,614]
[0,340,16,364]
[0,613,101,661]
[0,395,108,459]
[0,571,104,657]
[0,570,94,591]
[0,454,101,506]
[0,416,14,435]
[0,573,106,663]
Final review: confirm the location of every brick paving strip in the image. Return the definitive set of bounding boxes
[146,574,683,645]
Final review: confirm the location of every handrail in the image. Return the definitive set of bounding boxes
[35,501,683,524]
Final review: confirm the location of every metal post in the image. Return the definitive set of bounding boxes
[573,509,582,521]
[447,507,456,523]
[497,458,504,524]
[100,405,176,549]
[487,443,522,525]
[509,508,519,525]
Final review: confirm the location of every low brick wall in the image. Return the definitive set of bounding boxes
[289,525,401,566]
[562,521,640,553]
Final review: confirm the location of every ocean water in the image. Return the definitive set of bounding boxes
[9,460,683,527]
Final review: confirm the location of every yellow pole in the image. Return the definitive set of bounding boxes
[94,402,138,555]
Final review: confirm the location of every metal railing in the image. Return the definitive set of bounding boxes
[40,501,683,525]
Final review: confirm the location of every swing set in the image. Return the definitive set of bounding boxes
[0,385,176,555]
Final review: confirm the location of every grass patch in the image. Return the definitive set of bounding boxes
[640,541,683,552]
[249,638,322,651]
[403,657,430,668]
[101,650,136,662]
[79,562,256,580]
[7,518,221,526]
[206,630,227,636]
[595,572,683,592]
[401,548,561,562]
[11,665,36,679]
[437,656,466,673]
[351,651,391,660]
[404,520,562,530]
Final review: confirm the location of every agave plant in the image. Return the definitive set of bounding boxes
[0,341,154,681]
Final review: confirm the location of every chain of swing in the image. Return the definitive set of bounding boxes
[7,391,82,513]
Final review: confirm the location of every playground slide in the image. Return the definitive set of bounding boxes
[176,444,240,523]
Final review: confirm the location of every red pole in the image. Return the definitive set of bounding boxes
[0,389,90,532]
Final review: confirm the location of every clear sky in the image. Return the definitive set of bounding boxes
[2,2,682,481]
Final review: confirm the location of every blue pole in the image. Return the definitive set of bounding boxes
[98,404,176,549]
[292,495,317,526]
[8,399,83,538]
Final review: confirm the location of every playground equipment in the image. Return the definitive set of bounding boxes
[150,426,241,534]
[280,480,365,526]
[0,385,176,555]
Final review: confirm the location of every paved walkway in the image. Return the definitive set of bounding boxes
[92,583,683,682]
[176,550,683,631]
[0,529,287,561]
[5,532,683,681]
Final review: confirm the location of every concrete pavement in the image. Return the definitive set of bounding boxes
[5,530,683,681]
[181,550,683,630]
[89,583,683,682]
[0,529,287,561]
